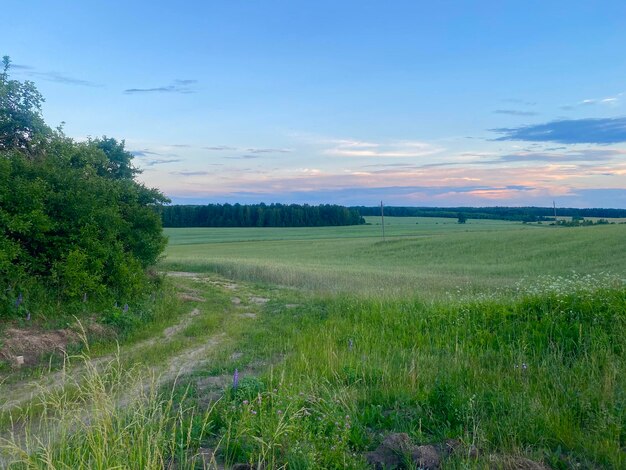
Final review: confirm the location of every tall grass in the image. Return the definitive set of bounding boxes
[1,341,217,469]
[195,276,625,468]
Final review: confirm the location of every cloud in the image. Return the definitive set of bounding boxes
[494,109,539,117]
[246,148,292,154]
[560,93,623,110]
[124,79,198,94]
[171,170,212,176]
[502,99,537,106]
[203,146,237,151]
[10,63,34,70]
[492,117,626,144]
[325,139,442,158]
[144,158,182,166]
[224,155,261,160]
[489,148,626,164]
[19,68,101,87]
[130,149,161,157]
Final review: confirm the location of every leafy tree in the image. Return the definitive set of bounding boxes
[0,56,50,155]
[0,57,168,315]
[457,212,467,224]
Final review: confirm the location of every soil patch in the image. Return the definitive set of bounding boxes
[0,327,79,366]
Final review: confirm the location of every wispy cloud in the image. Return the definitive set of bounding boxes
[14,64,101,87]
[224,155,261,160]
[203,146,237,151]
[560,93,623,110]
[490,148,626,164]
[494,109,539,117]
[325,139,442,158]
[492,117,626,144]
[171,170,212,176]
[124,79,198,94]
[10,63,34,71]
[144,158,182,166]
[246,148,292,154]
[130,149,161,157]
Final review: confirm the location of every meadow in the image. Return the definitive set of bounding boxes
[162,217,626,297]
[2,218,625,469]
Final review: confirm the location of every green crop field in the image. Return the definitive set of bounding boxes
[3,219,625,469]
[162,217,626,297]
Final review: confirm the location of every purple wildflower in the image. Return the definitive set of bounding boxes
[233,368,239,391]
[348,339,353,351]
[123,304,129,313]
[15,293,23,309]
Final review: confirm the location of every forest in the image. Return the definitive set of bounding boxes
[160,203,365,227]
[354,205,626,221]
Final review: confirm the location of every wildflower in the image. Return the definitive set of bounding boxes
[522,363,528,371]
[243,400,249,405]
[82,292,87,303]
[348,338,353,350]
[233,369,239,391]
[277,410,283,415]
[251,410,257,415]
[123,304,129,313]
[15,293,22,309]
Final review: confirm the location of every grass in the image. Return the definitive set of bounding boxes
[162,218,626,297]
[3,218,625,468]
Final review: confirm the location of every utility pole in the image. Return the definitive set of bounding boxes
[553,200,557,221]
[381,200,385,241]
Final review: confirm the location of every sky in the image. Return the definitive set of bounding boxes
[3,1,626,208]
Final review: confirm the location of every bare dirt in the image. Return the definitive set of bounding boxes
[0,327,79,366]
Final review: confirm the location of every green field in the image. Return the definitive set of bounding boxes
[163,217,626,297]
[3,219,625,469]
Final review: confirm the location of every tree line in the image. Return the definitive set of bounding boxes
[160,203,365,227]
[354,206,626,222]
[1,56,167,317]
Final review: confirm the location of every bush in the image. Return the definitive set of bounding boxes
[0,57,168,315]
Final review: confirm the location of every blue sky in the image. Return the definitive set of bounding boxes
[3,1,626,207]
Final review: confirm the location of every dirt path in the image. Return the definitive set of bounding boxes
[0,305,210,414]
[0,269,278,469]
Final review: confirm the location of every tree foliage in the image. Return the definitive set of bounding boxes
[0,56,50,155]
[355,206,626,222]
[161,203,365,227]
[0,58,168,314]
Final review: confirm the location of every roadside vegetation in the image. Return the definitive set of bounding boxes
[1,56,168,367]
